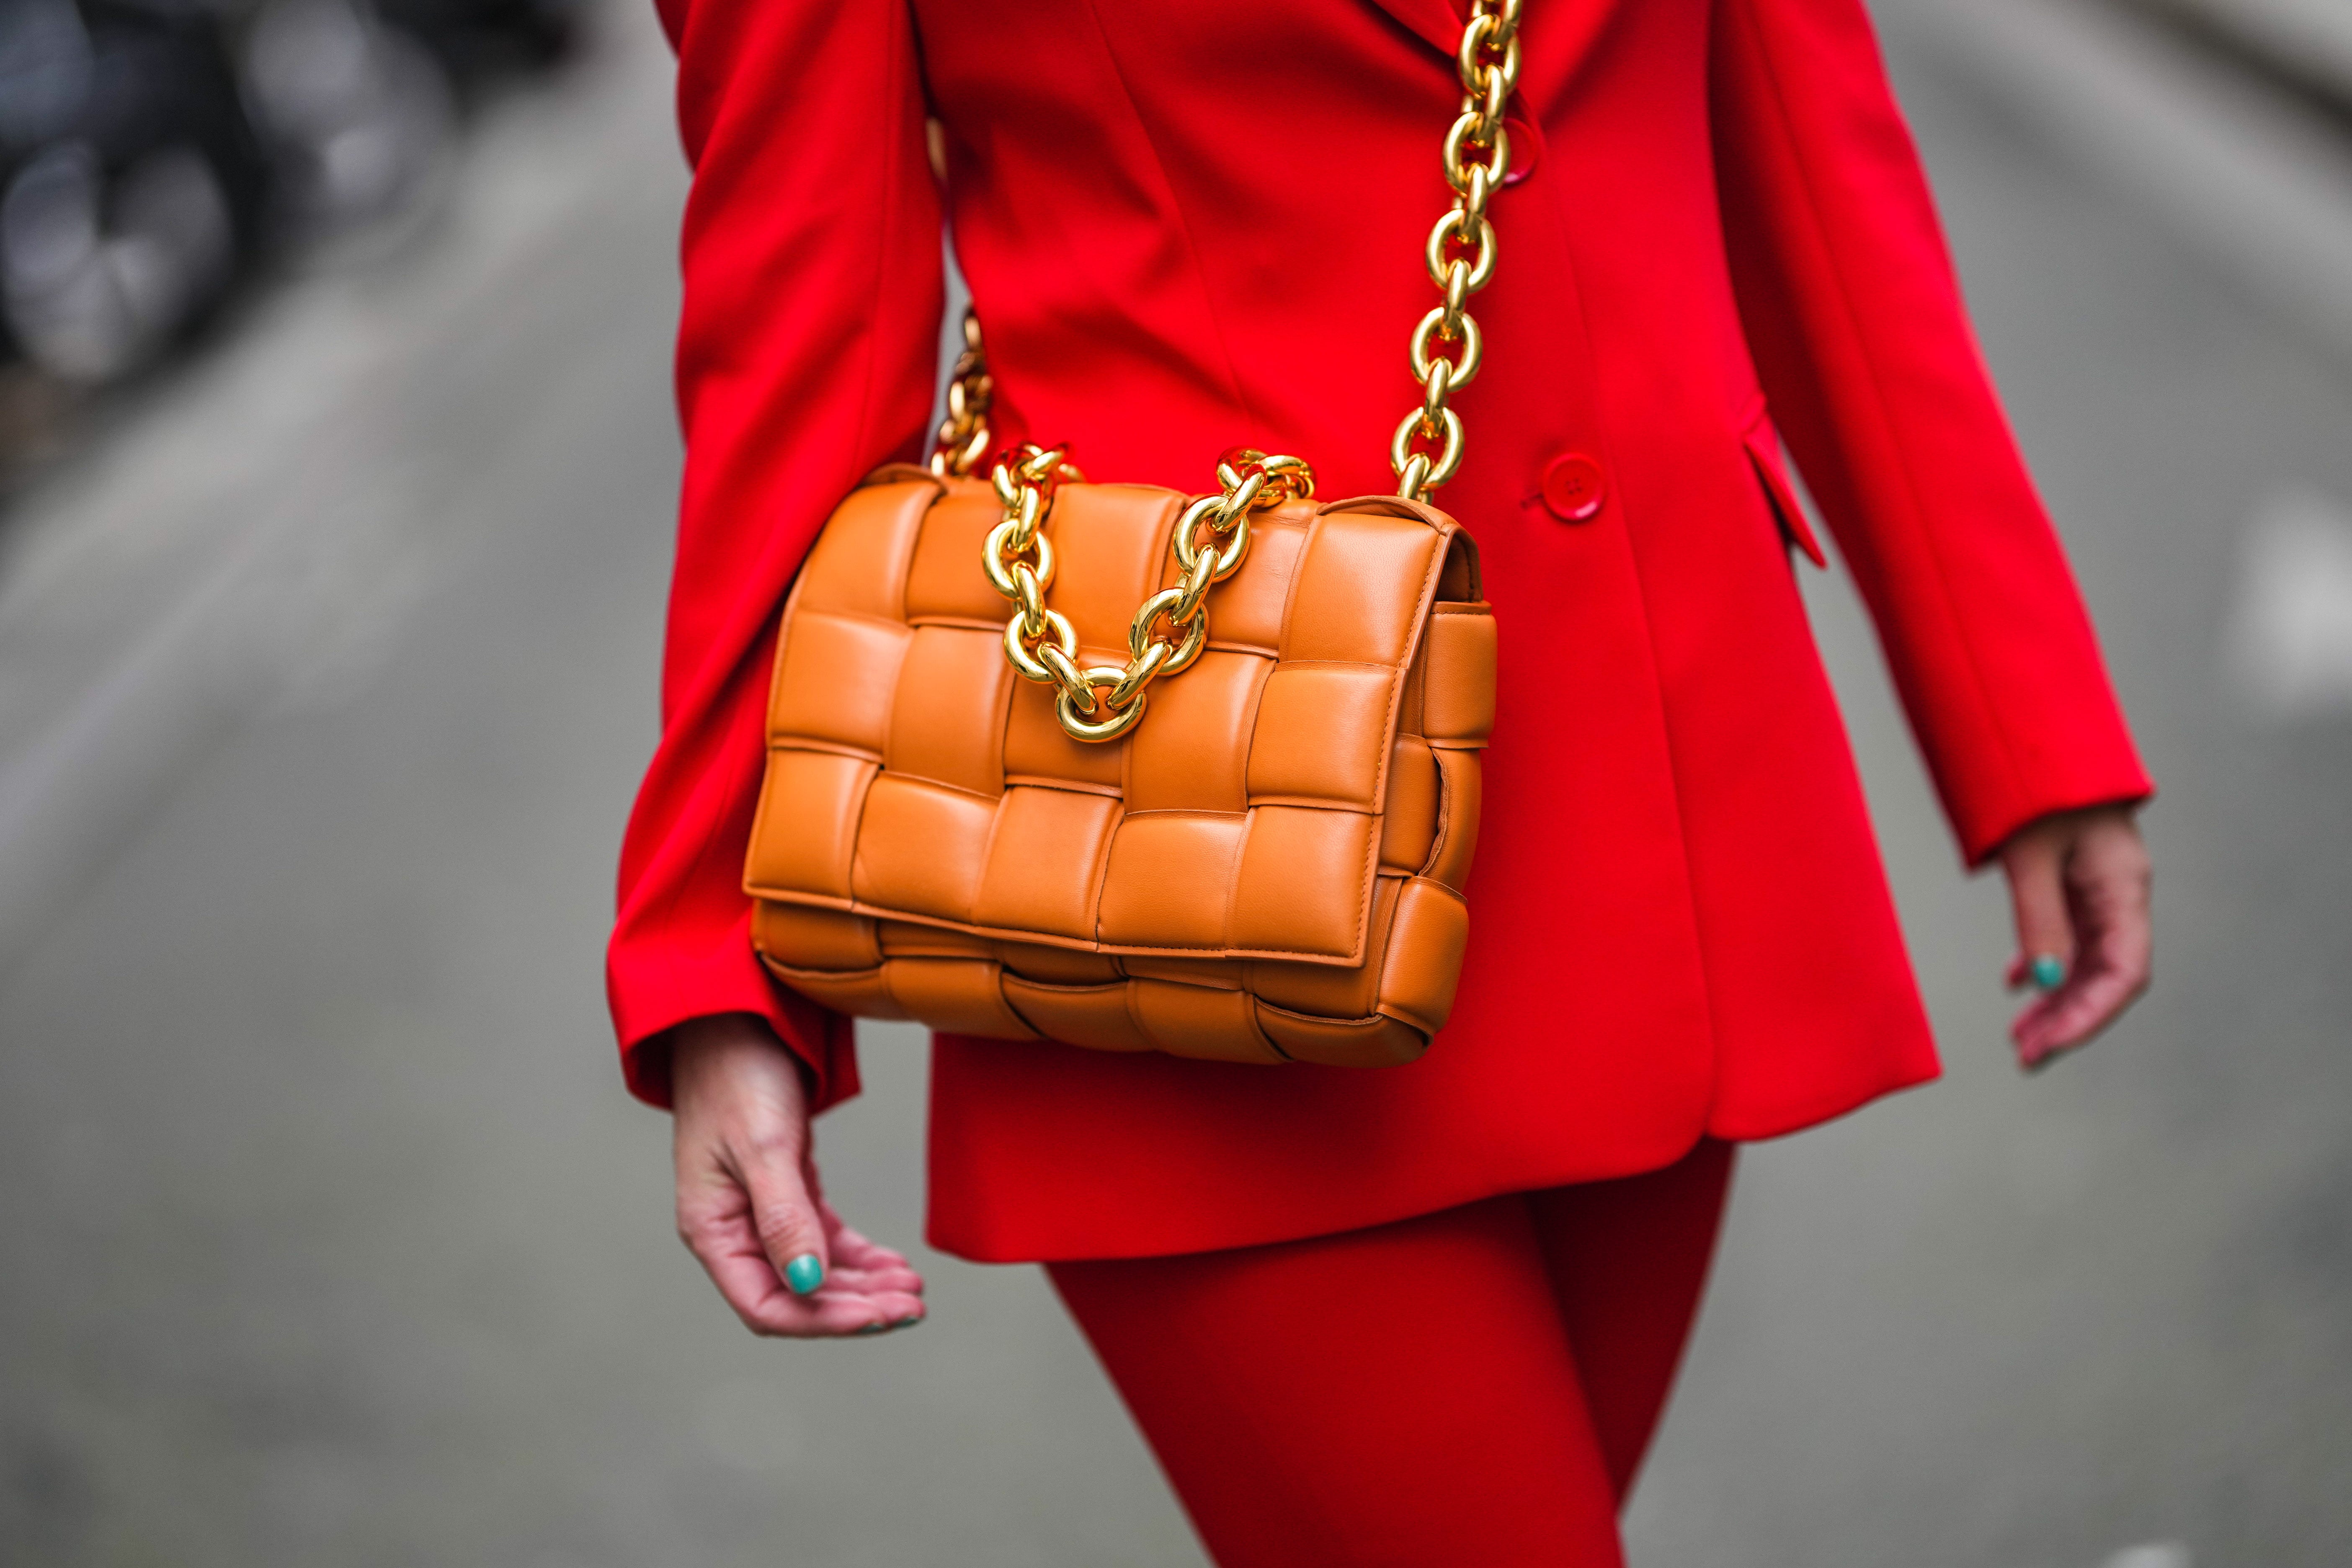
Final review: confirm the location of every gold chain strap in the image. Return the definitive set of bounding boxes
[929,0,1518,736]
[1391,0,1522,502]
[928,310,992,479]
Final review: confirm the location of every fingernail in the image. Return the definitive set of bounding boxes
[2029,954,2066,992]
[784,1253,824,1296]
[892,1313,924,1329]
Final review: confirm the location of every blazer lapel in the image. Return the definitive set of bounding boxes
[1366,0,1618,114]
[1363,0,1465,59]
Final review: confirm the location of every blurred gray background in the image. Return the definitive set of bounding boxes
[0,0,2347,1564]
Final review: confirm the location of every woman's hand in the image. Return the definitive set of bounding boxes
[670,1013,926,1337]
[1996,804,2153,1072]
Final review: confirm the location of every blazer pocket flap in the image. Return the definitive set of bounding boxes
[1742,412,1828,569]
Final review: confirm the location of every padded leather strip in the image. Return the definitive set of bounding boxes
[753,869,1462,1069]
[1421,603,1497,746]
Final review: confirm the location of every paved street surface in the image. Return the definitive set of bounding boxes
[1,3,2348,1565]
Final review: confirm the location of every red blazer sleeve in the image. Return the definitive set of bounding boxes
[606,0,943,1108]
[1710,0,2152,864]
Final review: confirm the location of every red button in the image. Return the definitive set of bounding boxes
[1541,452,1608,521]
[1501,114,1543,186]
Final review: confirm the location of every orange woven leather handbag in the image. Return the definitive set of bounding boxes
[743,0,1520,1068]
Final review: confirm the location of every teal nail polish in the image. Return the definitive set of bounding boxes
[784,1253,824,1296]
[2029,954,2066,992]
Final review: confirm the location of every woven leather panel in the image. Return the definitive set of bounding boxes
[745,467,1494,1065]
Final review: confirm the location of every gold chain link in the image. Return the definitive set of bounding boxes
[929,0,1515,736]
[928,310,993,479]
[983,442,1313,741]
[1390,0,1522,502]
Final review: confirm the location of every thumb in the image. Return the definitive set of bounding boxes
[737,1140,829,1297]
[2002,828,2074,992]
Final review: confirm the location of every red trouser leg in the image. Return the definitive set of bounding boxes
[1530,1136,1737,1501]
[1046,1140,1734,1568]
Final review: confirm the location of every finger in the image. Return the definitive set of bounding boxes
[680,1194,922,1336]
[738,1274,926,1338]
[818,1198,902,1262]
[679,1167,917,1334]
[2013,873,2150,1067]
[2015,957,2138,1063]
[820,1200,925,1295]
[676,1171,832,1334]
[816,1197,890,1260]
[788,1153,921,1295]
[824,1251,926,1296]
[725,1203,924,1334]
[2016,878,2151,1065]
[737,1135,831,1300]
[2001,830,2074,993]
[819,1220,922,1284]
[2017,966,2142,1064]
[741,1285,926,1338]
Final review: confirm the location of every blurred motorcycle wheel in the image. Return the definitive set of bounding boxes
[1,139,236,383]
[241,0,457,254]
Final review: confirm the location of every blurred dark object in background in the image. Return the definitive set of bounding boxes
[0,0,266,384]
[377,0,574,81]
[0,0,580,464]
[238,0,455,251]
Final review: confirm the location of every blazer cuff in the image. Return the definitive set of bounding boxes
[607,911,860,1113]
[1952,766,2154,869]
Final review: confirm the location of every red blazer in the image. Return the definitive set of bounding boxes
[609,0,2152,1261]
